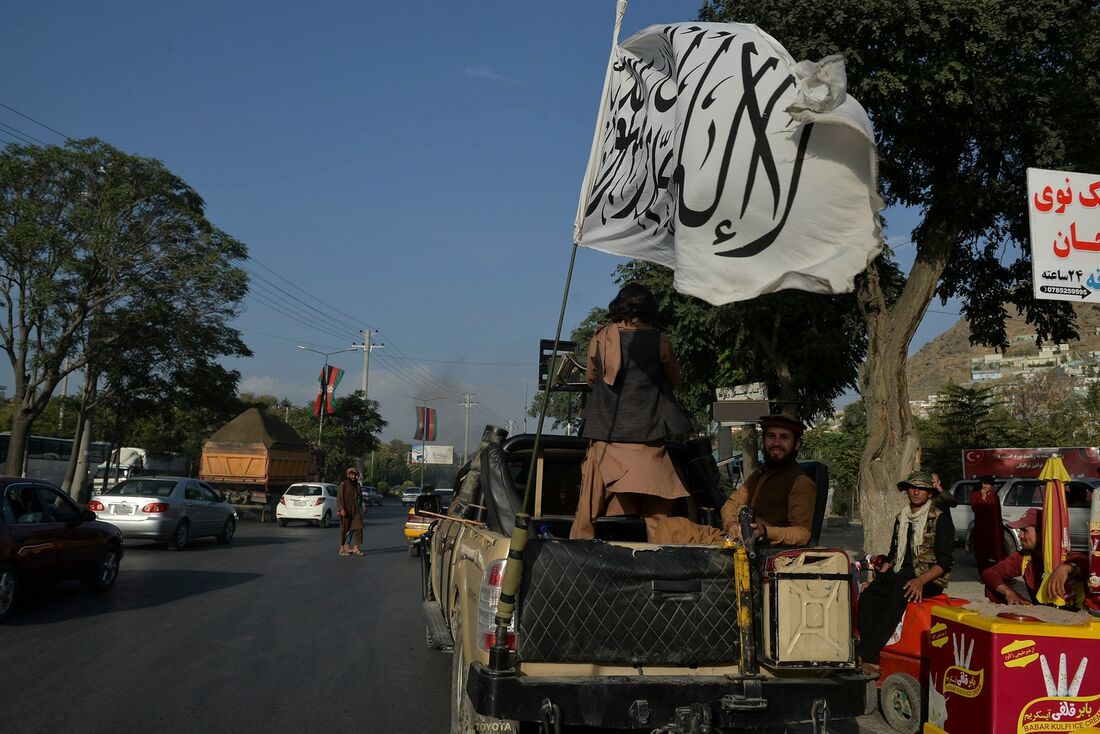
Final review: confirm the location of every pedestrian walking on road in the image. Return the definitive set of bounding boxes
[338,467,364,556]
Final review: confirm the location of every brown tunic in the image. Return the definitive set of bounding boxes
[650,462,816,546]
[337,479,364,547]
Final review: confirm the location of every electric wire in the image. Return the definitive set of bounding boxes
[0,101,72,141]
[0,121,43,146]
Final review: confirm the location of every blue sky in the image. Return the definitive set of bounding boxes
[1,0,959,450]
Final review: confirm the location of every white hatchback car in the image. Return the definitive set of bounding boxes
[277,483,339,528]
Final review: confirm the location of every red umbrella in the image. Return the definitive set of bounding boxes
[1037,456,1071,607]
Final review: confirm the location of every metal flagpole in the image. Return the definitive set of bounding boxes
[489,0,629,674]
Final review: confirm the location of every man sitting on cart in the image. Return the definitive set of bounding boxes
[981,507,1088,607]
[856,471,955,676]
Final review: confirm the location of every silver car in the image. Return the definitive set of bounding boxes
[948,476,1095,552]
[88,476,237,550]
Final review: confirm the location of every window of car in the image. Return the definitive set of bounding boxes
[1066,481,1093,508]
[185,483,203,501]
[37,485,80,523]
[326,486,337,498]
[950,479,1006,506]
[5,483,48,524]
[286,485,322,496]
[199,485,220,503]
[111,479,177,498]
[1004,480,1045,507]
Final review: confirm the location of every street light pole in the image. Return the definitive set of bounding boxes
[352,330,384,480]
[459,393,478,464]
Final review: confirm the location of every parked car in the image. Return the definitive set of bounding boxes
[0,476,124,622]
[277,482,339,527]
[88,476,237,550]
[361,486,383,506]
[948,476,1096,552]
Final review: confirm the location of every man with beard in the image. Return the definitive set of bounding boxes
[650,414,816,546]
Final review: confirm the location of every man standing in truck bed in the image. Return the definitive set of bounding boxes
[652,414,817,546]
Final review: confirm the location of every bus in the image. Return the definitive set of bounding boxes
[0,433,111,488]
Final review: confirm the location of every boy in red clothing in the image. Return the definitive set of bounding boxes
[981,508,1087,606]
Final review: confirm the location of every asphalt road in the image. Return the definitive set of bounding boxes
[0,502,451,734]
[0,505,902,734]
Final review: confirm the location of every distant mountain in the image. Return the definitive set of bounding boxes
[906,303,1100,401]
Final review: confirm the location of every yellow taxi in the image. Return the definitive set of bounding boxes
[404,490,452,557]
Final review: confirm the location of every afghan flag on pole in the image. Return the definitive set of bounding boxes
[313,365,345,417]
[414,406,437,441]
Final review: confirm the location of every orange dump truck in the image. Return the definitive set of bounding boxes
[200,408,315,508]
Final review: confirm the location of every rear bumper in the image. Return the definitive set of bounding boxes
[276,505,325,521]
[100,514,176,541]
[466,663,875,729]
[404,525,429,544]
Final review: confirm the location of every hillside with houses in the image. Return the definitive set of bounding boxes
[906,304,1100,416]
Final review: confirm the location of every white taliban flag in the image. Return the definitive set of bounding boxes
[574,22,884,305]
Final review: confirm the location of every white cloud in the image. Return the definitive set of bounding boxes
[463,65,515,83]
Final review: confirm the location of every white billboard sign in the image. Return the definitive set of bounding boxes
[410,445,455,465]
[1027,167,1100,302]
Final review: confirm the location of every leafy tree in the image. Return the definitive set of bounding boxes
[802,400,868,518]
[116,362,247,467]
[614,261,900,423]
[0,139,249,477]
[701,0,1100,550]
[284,390,386,481]
[918,384,1016,482]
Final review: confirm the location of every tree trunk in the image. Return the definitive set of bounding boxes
[856,213,956,553]
[6,407,34,477]
[62,373,96,495]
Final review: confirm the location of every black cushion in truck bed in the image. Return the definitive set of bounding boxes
[516,539,741,666]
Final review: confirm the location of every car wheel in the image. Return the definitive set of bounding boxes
[320,510,332,529]
[880,672,922,734]
[217,517,236,545]
[85,545,121,592]
[0,563,18,623]
[169,520,191,551]
[278,519,288,527]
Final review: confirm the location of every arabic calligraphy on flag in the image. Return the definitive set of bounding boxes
[1028,167,1100,303]
[573,23,884,306]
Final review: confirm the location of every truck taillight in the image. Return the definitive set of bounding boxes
[142,503,169,513]
[478,559,516,652]
[88,500,105,512]
[314,497,324,506]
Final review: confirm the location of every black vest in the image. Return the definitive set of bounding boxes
[582,329,690,442]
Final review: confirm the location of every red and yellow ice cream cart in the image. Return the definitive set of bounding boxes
[925,605,1100,733]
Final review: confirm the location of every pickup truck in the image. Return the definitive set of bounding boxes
[420,433,874,733]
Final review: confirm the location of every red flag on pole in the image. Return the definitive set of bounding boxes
[313,366,345,417]
[414,406,437,441]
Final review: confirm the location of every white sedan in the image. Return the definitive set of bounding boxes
[277,483,340,528]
